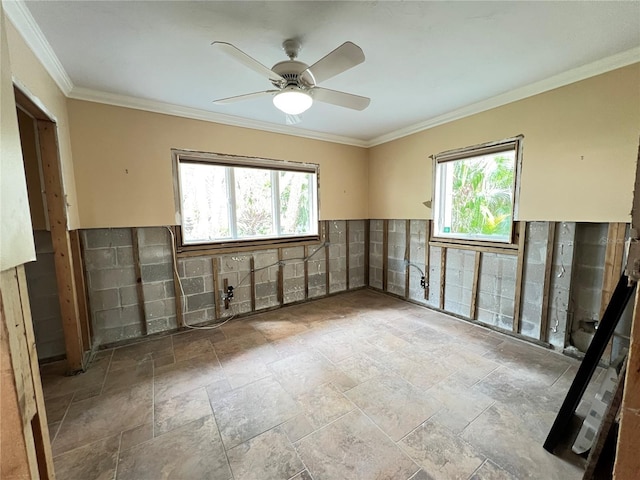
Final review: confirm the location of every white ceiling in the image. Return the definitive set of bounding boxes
[8,0,640,146]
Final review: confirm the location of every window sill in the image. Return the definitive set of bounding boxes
[176,235,323,257]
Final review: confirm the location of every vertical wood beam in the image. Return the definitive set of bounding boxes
[601,222,627,318]
[131,228,148,336]
[382,220,389,291]
[512,221,527,333]
[345,221,350,290]
[212,257,221,319]
[405,220,411,299]
[169,227,184,328]
[37,120,83,372]
[439,247,447,310]
[278,248,284,306]
[325,221,331,295]
[364,219,370,286]
[250,256,256,311]
[69,230,91,349]
[470,251,482,320]
[16,266,55,479]
[539,222,556,342]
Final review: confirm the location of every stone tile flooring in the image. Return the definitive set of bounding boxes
[42,289,598,480]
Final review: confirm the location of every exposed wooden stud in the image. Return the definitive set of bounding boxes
[69,230,92,350]
[383,220,389,291]
[212,257,221,319]
[250,256,256,311]
[601,223,627,318]
[512,221,527,333]
[131,228,148,336]
[405,220,411,299]
[425,221,431,300]
[439,247,447,310]
[325,221,331,295]
[364,219,370,286]
[470,251,482,320]
[37,120,84,372]
[345,221,350,290]
[278,248,284,306]
[539,222,556,342]
[169,227,184,328]
[303,247,309,301]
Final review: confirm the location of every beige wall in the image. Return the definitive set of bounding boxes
[67,100,369,228]
[0,6,34,270]
[369,64,640,222]
[6,20,79,229]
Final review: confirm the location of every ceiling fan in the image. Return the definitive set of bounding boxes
[212,39,370,116]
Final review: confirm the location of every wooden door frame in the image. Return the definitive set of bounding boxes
[14,85,85,373]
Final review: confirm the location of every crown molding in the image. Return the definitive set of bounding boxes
[3,0,74,95]
[68,87,369,148]
[366,46,640,148]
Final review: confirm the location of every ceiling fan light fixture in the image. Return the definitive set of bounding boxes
[273,88,313,115]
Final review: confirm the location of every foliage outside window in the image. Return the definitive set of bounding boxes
[174,151,318,247]
[433,138,521,243]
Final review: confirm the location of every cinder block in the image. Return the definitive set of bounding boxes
[33,230,54,254]
[116,246,134,266]
[143,283,166,302]
[120,305,143,326]
[139,245,172,265]
[84,248,117,270]
[119,285,139,306]
[183,257,212,277]
[138,227,169,247]
[141,263,173,282]
[181,277,204,295]
[256,281,278,298]
[90,267,136,290]
[187,292,215,311]
[91,288,120,311]
[83,228,133,249]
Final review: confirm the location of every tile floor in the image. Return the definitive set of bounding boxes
[41,289,598,480]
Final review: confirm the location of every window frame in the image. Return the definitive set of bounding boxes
[430,136,523,247]
[172,149,320,254]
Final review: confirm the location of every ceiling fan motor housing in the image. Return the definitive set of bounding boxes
[271,61,316,89]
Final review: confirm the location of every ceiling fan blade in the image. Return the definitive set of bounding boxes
[213,90,279,105]
[212,41,285,83]
[306,41,365,84]
[311,87,370,111]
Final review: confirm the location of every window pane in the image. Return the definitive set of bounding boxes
[435,150,515,242]
[279,170,313,235]
[180,163,230,243]
[235,167,274,238]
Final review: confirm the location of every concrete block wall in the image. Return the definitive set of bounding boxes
[137,228,177,334]
[444,249,475,318]
[426,246,442,307]
[408,220,428,303]
[328,221,348,293]
[519,222,549,339]
[369,220,384,289]
[547,222,576,349]
[476,253,517,330]
[570,223,607,329]
[80,220,365,346]
[82,228,143,344]
[348,220,367,289]
[24,230,65,360]
[386,220,407,297]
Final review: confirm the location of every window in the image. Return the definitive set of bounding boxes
[432,137,522,243]
[174,150,319,248]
